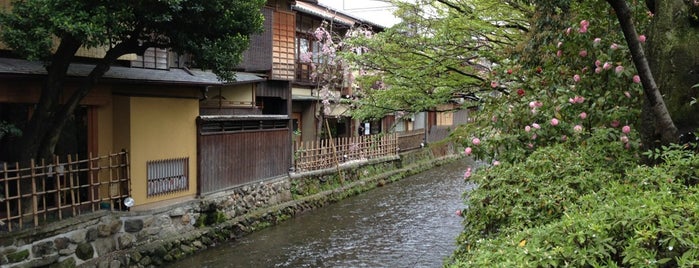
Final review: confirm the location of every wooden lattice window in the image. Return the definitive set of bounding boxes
[132,47,169,70]
[146,157,189,197]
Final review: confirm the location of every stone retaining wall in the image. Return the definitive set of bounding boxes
[0,147,457,268]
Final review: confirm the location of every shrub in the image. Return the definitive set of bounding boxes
[450,149,699,267]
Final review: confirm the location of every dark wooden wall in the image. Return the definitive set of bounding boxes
[198,128,291,195]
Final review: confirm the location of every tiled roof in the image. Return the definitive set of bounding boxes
[0,57,265,86]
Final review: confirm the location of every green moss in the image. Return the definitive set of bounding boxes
[6,249,29,263]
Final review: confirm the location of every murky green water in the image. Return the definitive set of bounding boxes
[169,159,474,268]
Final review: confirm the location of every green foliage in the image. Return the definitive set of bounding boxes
[450,148,699,267]
[341,0,532,120]
[456,136,636,255]
[0,120,21,140]
[0,0,265,81]
[452,0,650,164]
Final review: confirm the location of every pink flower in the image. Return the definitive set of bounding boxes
[550,118,559,126]
[557,50,563,57]
[492,116,498,122]
[531,134,538,140]
[593,38,601,46]
[579,20,589,33]
[574,125,583,132]
[595,60,602,67]
[610,43,619,50]
[624,91,632,98]
[638,35,646,43]
[529,101,543,108]
[472,137,481,145]
[455,209,462,216]
[532,123,541,129]
[579,112,588,119]
[492,160,501,166]
[565,27,572,35]
[595,67,602,74]
[527,143,534,149]
[557,41,563,48]
[525,125,531,132]
[464,147,472,155]
[603,62,612,70]
[615,65,624,74]
[632,75,641,84]
[561,135,568,141]
[620,135,629,143]
[573,74,581,82]
[579,50,588,57]
[611,120,620,128]
[622,125,631,134]
[464,168,472,179]
[569,96,585,104]
[491,81,499,88]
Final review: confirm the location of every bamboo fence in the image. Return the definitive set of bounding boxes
[293,134,398,171]
[0,152,130,232]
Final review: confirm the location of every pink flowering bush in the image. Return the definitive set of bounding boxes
[451,0,648,164]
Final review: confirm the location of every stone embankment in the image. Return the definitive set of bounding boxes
[0,146,457,267]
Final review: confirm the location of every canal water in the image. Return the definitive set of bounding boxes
[170,159,475,268]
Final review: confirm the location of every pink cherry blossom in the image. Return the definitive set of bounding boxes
[595,60,602,67]
[579,50,587,57]
[557,50,563,57]
[529,101,537,108]
[610,43,619,50]
[595,67,602,74]
[550,118,559,126]
[574,125,583,132]
[455,209,462,216]
[603,62,612,70]
[472,137,481,145]
[622,125,631,134]
[531,134,538,140]
[525,125,531,132]
[569,96,585,104]
[593,38,601,46]
[464,147,472,155]
[532,123,541,129]
[491,81,499,88]
[579,112,588,119]
[632,75,641,84]
[573,74,581,82]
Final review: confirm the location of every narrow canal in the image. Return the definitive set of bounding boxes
[170,159,475,267]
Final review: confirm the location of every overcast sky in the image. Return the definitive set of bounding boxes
[318,0,400,27]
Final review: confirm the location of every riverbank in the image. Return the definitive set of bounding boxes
[0,144,459,268]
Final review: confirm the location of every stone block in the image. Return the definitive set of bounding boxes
[5,249,29,263]
[32,240,56,257]
[76,242,94,261]
[124,219,144,233]
[93,238,116,257]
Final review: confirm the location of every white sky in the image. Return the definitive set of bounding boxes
[318,0,400,27]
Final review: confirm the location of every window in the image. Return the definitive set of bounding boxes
[132,47,169,70]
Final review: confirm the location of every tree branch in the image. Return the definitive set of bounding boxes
[607,0,678,143]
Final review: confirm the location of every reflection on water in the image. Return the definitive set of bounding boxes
[169,159,475,268]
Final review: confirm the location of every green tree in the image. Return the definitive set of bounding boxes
[0,0,265,162]
[342,0,532,121]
